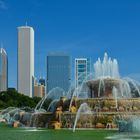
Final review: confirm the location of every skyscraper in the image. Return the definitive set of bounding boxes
[75,58,91,88]
[17,26,34,97]
[0,48,8,92]
[47,53,71,93]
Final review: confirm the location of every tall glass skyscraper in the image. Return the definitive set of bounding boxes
[0,48,8,92]
[17,26,34,97]
[75,58,91,88]
[47,53,71,93]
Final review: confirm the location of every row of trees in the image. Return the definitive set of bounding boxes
[0,89,41,109]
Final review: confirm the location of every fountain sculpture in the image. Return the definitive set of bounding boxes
[1,53,140,132]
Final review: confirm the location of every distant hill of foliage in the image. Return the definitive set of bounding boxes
[0,89,41,109]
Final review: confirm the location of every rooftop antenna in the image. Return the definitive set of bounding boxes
[0,42,2,53]
[1,42,3,48]
[39,71,41,79]
[0,42,7,55]
[25,21,28,26]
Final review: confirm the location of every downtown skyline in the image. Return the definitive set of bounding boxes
[0,0,140,88]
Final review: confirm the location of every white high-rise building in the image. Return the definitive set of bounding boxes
[17,26,34,97]
[0,48,8,92]
[75,58,90,88]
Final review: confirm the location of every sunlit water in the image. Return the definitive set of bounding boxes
[105,133,140,140]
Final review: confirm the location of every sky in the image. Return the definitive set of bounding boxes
[0,0,140,88]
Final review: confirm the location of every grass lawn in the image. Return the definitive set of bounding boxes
[0,124,117,140]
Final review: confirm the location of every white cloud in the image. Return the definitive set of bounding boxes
[0,0,8,10]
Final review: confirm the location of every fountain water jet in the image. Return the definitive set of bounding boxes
[124,77,140,97]
[35,87,65,112]
[73,103,92,132]
[47,99,59,112]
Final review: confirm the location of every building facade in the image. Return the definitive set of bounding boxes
[0,48,8,92]
[47,53,71,93]
[17,26,34,97]
[34,84,46,98]
[75,58,91,88]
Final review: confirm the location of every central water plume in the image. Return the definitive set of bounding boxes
[94,53,120,79]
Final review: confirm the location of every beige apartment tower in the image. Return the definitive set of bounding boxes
[17,26,34,97]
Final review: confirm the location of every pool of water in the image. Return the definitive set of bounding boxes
[0,124,140,140]
[105,133,140,140]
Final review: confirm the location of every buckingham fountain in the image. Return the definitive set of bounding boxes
[1,53,140,132]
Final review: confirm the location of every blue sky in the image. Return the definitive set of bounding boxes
[0,0,140,88]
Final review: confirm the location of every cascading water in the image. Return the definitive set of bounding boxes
[119,79,131,98]
[112,87,119,108]
[98,78,105,97]
[123,77,140,97]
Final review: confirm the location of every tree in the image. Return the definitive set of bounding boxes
[0,90,41,109]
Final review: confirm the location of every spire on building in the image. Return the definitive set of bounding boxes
[25,21,28,26]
